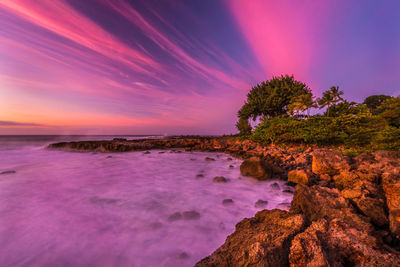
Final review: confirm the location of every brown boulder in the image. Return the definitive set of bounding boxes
[312,150,350,176]
[240,157,273,180]
[288,170,309,185]
[290,219,400,266]
[195,209,305,267]
[382,172,400,238]
[290,185,400,265]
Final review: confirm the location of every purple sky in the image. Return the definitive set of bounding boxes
[1,0,399,135]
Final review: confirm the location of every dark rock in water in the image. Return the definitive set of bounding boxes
[90,196,119,205]
[205,157,216,161]
[240,156,273,180]
[158,151,165,154]
[196,174,204,179]
[227,158,233,161]
[106,156,112,158]
[213,176,229,183]
[168,212,182,222]
[195,210,306,266]
[285,181,297,187]
[222,199,234,205]
[143,151,151,154]
[283,189,294,194]
[182,210,200,220]
[229,165,234,169]
[255,199,268,208]
[113,138,127,141]
[178,252,190,259]
[0,170,16,175]
[270,182,280,190]
[190,158,196,161]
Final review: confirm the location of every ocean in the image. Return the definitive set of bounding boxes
[0,135,293,266]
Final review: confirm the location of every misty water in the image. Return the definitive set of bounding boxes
[0,136,293,267]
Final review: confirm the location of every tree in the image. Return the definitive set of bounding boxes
[237,75,311,128]
[288,93,316,118]
[236,117,252,135]
[318,86,344,117]
[329,86,344,104]
[377,96,400,127]
[327,100,370,117]
[363,95,393,115]
[318,91,334,117]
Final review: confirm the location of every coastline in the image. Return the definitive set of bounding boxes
[49,136,400,266]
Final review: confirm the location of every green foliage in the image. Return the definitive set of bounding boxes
[372,127,400,150]
[377,96,400,127]
[363,95,392,115]
[236,117,252,135]
[251,114,385,147]
[237,75,311,121]
[327,101,370,117]
[288,93,316,118]
[317,86,344,117]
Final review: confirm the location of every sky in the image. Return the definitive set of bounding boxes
[0,0,399,135]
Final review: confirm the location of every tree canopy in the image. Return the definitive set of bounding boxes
[363,95,392,115]
[237,75,311,121]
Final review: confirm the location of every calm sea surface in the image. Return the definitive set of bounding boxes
[0,135,293,266]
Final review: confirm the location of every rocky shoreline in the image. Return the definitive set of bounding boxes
[49,136,400,266]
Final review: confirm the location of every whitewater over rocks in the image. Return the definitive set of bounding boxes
[49,137,400,266]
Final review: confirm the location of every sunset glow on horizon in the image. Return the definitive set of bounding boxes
[1,0,399,135]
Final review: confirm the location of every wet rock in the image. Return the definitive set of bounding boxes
[288,170,309,185]
[196,174,204,179]
[255,199,268,208]
[276,203,291,211]
[239,156,273,180]
[283,189,294,194]
[168,212,182,222]
[213,176,229,183]
[227,158,233,161]
[196,210,305,267]
[190,158,196,161]
[0,170,16,175]
[229,165,234,169]
[290,218,400,266]
[106,155,112,158]
[143,151,151,154]
[312,150,350,176]
[289,184,400,265]
[382,172,400,238]
[158,151,165,154]
[205,157,216,161]
[182,210,200,220]
[222,199,234,205]
[270,182,280,190]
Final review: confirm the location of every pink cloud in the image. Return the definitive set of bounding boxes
[227,0,334,92]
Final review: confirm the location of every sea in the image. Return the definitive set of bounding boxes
[0,135,293,267]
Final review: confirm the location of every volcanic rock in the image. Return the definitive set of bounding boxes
[240,157,273,180]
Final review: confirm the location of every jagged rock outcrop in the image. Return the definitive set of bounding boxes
[312,149,350,176]
[195,210,305,267]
